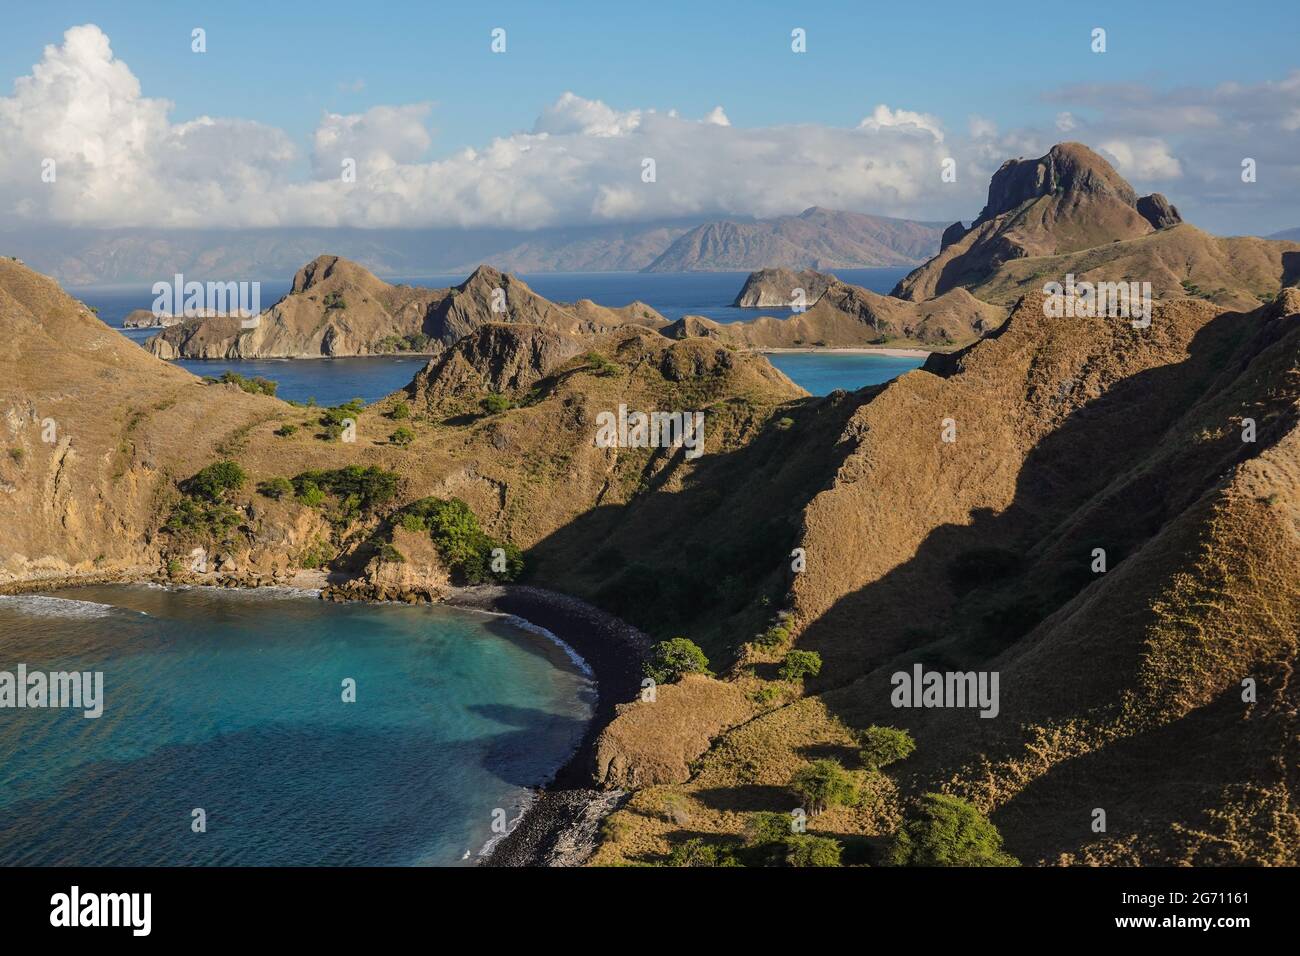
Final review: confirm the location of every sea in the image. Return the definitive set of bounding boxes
[0,586,594,866]
[74,269,924,403]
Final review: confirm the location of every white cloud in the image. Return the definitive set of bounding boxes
[1098,139,1184,180]
[856,104,945,142]
[0,26,968,230]
[3,24,1298,236]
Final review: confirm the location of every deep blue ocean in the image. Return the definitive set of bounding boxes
[74,269,923,402]
[0,586,593,866]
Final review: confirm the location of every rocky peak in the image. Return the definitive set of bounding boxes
[974,142,1137,228]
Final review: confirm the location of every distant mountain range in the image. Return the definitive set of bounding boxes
[642,207,946,272]
[4,208,946,287]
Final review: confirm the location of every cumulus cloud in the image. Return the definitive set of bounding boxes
[2,24,1298,236]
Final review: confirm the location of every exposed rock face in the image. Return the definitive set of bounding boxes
[670,279,1005,349]
[732,268,838,308]
[1136,192,1183,230]
[644,207,944,272]
[939,221,970,251]
[146,257,668,360]
[409,323,587,402]
[894,143,1158,301]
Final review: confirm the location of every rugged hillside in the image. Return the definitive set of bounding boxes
[146,258,668,360]
[587,287,1299,867]
[733,268,839,308]
[1,254,802,592]
[644,207,944,272]
[0,257,279,581]
[893,143,1298,311]
[668,280,1005,350]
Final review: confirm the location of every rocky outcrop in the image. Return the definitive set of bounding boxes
[644,207,944,272]
[732,268,838,308]
[939,221,969,251]
[1136,192,1183,230]
[409,323,587,402]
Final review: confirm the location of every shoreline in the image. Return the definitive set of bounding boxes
[2,571,646,867]
[755,345,932,357]
[444,584,649,867]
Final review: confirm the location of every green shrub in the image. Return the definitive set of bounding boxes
[389,426,415,446]
[775,416,795,430]
[292,466,399,513]
[297,480,326,508]
[7,447,23,465]
[481,392,513,414]
[889,793,1018,867]
[755,622,792,648]
[257,476,294,500]
[323,292,345,310]
[319,399,364,439]
[217,370,277,397]
[781,835,843,867]
[779,649,822,681]
[274,423,298,437]
[163,497,241,539]
[858,726,916,771]
[399,512,427,532]
[583,351,620,377]
[665,838,740,867]
[404,333,430,351]
[644,638,710,684]
[389,402,411,420]
[397,497,522,583]
[185,460,247,502]
[789,759,857,816]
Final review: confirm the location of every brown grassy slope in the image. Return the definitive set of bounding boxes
[0,258,278,580]
[1,254,806,590]
[665,282,1005,351]
[592,289,1299,866]
[968,224,1300,312]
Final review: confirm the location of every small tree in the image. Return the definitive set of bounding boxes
[889,793,1018,867]
[859,725,916,771]
[390,426,415,446]
[779,649,822,681]
[389,401,411,420]
[481,392,513,414]
[644,638,710,684]
[789,759,857,816]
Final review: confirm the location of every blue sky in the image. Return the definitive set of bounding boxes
[5,0,1295,152]
[2,2,1299,234]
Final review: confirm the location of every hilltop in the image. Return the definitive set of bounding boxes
[894,143,1298,311]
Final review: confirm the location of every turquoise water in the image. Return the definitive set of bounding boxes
[0,586,593,866]
[76,269,917,403]
[765,352,925,396]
